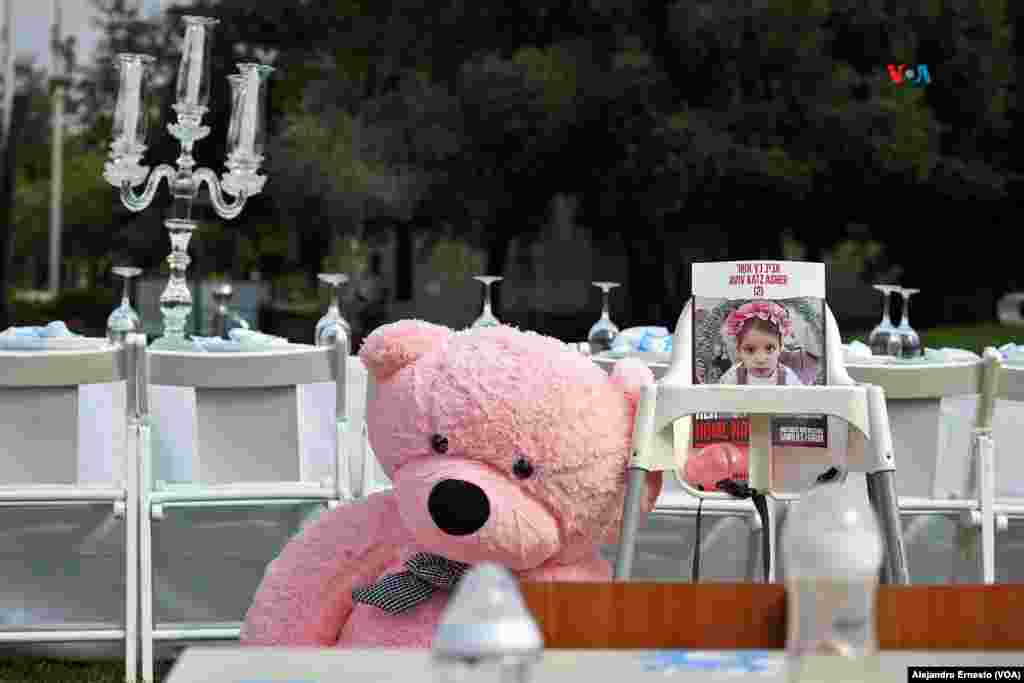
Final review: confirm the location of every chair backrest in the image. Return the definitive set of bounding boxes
[0,345,128,486]
[302,354,390,496]
[846,349,999,499]
[145,343,346,487]
[647,300,871,497]
[992,361,1024,498]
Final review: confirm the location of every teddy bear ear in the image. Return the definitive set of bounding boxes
[359,320,453,381]
[607,358,655,411]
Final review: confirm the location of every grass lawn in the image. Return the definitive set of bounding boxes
[845,322,1022,353]
[0,657,174,683]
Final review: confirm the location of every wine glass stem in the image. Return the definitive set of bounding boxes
[121,278,130,307]
[331,286,342,317]
[901,295,911,328]
[482,284,493,315]
[600,289,611,320]
[881,292,893,327]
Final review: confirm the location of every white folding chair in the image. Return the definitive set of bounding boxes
[137,337,366,683]
[991,359,1024,578]
[614,301,910,585]
[846,349,1001,583]
[340,355,391,497]
[0,336,142,683]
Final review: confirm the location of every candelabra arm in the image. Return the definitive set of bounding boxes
[119,164,177,213]
[193,167,249,220]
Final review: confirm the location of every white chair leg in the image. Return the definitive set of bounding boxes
[140,502,154,683]
[135,416,155,683]
[125,430,140,679]
[952,517,973,584]
[955,433,997,584]
[977,434,996,584]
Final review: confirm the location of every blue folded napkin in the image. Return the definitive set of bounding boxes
[0,321,80,350]
[642,650,782,675]
[191,328,288,352]
[610,326,673,355]
[999,343,1024,365]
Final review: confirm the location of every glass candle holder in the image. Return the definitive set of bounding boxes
[225,73,246,155]
[111,53,156,159]
[175,16,219,109]
[222,63,274,197]
[231,62,274,163]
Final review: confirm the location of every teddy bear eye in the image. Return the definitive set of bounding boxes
[512,456,534,480]
[431,434,449,454]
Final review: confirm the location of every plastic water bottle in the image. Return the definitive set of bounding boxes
[781,481,883,682]
[432,563,543,683]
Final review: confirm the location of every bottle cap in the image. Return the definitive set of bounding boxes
[432,563,544,660]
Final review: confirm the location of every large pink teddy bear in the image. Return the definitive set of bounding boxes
[240,320,662,648]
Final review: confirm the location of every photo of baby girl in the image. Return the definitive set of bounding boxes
[717,300,802,386]
[694,298,824,387]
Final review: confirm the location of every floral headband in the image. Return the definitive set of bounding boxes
[722,301,793,341]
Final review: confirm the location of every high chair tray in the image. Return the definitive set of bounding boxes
[649,383,871,436]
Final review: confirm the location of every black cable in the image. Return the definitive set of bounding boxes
[751,491,770,583]
[695,467,840,585]
[716,478,772,582]
[817,466,841,484]
[692,496,704,582]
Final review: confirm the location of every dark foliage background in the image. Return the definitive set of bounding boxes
[2,0,1021,333]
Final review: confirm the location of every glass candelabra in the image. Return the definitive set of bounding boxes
[895,287,923,358]
[471,276,503,328]
[867,284,901,357]
[587,281,621,352]
[315,273,352,347]
[107,266,143,345]
[101,16,275,350]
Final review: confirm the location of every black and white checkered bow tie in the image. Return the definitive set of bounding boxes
[351,552,471,615]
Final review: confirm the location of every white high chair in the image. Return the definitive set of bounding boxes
[614,302,910,584]
[0,335,144,683]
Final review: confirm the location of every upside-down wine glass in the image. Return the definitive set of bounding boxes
[107,266,143,345]
[315,273,351,347]
[894,287,923,358]
[471,276,503,328]
[210,282,250,339]
[587,281,621,353]
[867,284,901,357]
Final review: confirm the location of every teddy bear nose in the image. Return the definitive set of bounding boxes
[428,479,490,536]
